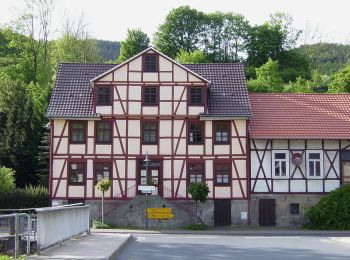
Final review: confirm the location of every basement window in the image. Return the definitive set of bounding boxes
[290,203,300,215]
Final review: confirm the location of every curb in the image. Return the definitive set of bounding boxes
[109,234,134,259]
[92,229,350,237]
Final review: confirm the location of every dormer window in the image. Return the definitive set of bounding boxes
[143,55,158,72]
[189,87,203,105]
[97,86,112,105]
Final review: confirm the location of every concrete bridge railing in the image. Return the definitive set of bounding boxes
[36,204,90,253]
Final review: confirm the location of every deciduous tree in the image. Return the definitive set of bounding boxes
[117,29,149,62]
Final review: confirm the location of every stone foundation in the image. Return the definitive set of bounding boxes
[250,194,326,227]
[52,197,249,228]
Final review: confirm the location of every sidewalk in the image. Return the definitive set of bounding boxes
[27,233,132,260]
[91,227,350,237]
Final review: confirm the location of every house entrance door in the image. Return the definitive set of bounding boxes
[139,160,162,196]
[259,199,276,226]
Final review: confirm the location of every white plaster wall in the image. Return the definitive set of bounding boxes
[159,121,171,137]
[53,159,66,178]
[53,120,67,136]
[307,140,322,149]
[127,160,136,179]
[188,74,201,82]
[159,72,172,82]
[163,160,172,178]
[290,140,305,149]
[129,57,142,70]
[142,106,158,115]
[160,86,172,100]
[159,56,172,71]
[272,140,288,149]
[142,145,157,155]
[129,86,141,100]
[205,139,212,155]
[232,181,244,197]
[115,85,127,100]
[95,145,112,154]
[113,160,125,178]
[114,65,127,81]
[68,186,84,197]
[129,72,141,82]
[308,180,323,192]
[143,73,158,82]
[173,65,187,82]
[159,102,172,115]
[215,187,231,198]
[290,180,306,192]
[53,180,66,197]
[324,180,340,192]
[188,145,203,155]
[205,160,213,178]
[99,73,112,81]
[70,145,85,154]
[159,139,171,154]
[128,102,141,115]
[234,160,246,178]
[188,106,204,115]
[96,106,112,115]
[214,145,230,154]
[273,180,289,192]
[128,120,140,136]
[128,139,140,154]
[233,120,246,136]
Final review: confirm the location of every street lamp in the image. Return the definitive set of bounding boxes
[143,153,151,230]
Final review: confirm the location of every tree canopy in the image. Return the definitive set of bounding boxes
[118,29,150,62]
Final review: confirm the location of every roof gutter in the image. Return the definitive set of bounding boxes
[199,114,251,121]
[46,115,101,120]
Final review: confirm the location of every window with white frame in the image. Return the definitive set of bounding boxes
[307,150,323,178]
[272,151,289,178]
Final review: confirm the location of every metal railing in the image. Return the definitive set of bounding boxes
[35,204,90,253]
[0,213,31,257]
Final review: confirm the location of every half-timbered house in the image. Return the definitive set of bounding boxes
[46,47,251,227]
[249,93,350,227]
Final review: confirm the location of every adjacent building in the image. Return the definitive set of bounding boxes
[46,48,350,227]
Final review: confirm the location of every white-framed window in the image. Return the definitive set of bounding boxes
[306,150,323,178]
[272,150,289,178]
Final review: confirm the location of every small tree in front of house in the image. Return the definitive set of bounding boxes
[96,179,112,224]
[188,183,210,224]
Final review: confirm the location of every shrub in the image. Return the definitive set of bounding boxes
[0,166,15,194]
[186,223,208,230]
[305,185,350,230]
[0,186,49,209]
[91,219,114,229]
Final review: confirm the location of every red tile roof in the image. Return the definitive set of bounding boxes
[249,93,350,139]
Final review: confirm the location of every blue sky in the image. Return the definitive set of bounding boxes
[1,0,349,44]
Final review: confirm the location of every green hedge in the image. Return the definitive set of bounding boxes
[305,185,350,230]
[0,186,49,209]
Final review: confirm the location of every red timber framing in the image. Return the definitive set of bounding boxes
[250,139,348,194]
[50,48,249,201]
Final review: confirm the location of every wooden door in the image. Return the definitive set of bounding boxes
[342,161,350,185]
[214,199,231,226]
[138,160,162,196]
[259,199,276,226]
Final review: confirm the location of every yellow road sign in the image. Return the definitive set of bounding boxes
[147,213,175,219]
[147,208,172,214]
[147,208,174,219]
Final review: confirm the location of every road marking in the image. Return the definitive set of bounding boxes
[244,236,301,239]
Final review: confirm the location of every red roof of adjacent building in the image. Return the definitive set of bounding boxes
[249,93,350,139]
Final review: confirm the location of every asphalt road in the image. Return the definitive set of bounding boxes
[116,234,350,260]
